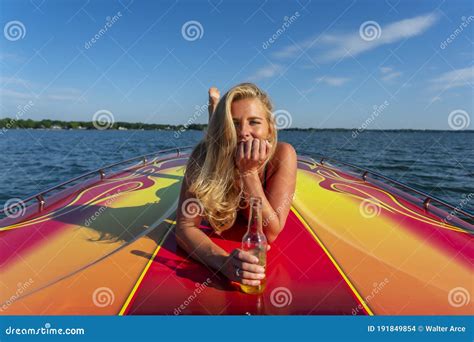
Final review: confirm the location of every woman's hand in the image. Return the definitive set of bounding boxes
[221,247,270,285]
[235,138,271,175]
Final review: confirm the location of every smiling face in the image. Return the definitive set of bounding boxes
[231,98,270,143]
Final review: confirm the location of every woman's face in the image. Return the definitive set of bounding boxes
[231,98,270,143]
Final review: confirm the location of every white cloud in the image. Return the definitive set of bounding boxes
[430,66,474,90]
[315,76,350,86]
[379,66,402,82]
[0,53,24,63]
[47,93,82,101]
[249,64,283,81]
[382,71,402,82]
[0,76,33,88]
[1,77,84,102]
[274,12,439,62]
[380,66,393,74]
[0,88,35,99]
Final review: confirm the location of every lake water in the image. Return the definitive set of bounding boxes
[0,129,472,213]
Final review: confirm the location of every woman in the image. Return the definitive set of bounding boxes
[176,83,297,288]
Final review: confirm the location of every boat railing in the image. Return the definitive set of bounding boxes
[0,145,194,217]
[1,144,472,227]
[299,153,473,225]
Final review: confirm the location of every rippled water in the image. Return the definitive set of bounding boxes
[0,129,472,212]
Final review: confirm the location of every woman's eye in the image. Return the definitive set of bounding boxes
[250,121,260,125]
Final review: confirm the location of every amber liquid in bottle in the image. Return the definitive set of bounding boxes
[240,196,267,294]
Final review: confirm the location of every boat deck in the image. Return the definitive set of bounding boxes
[1,154,472,315]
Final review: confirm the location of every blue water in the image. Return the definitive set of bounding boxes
[0,129,472,213]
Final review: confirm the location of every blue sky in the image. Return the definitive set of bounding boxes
[0,0,472,129]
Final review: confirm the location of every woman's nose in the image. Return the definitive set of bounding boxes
[237,124,251,139]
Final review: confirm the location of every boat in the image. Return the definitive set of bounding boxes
[0,146,472,315]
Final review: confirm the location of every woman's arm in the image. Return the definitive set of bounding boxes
[238,141,297,243]
[175,172,265,286]
[175,179,228,271]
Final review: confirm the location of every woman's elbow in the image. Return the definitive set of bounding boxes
[175,223,188,250]
[265,223,285,244]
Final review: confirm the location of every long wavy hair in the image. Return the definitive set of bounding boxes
[186,83,278,233]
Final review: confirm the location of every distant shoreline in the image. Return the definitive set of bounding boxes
[0,118,472,132]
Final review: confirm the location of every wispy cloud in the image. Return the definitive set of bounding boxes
[430,66,474,90]
[315,76,350,86]
[0,88,35,99]
[1,76,85,102]
[274,12,439,62]
[379,66,402,82]
[0,53,24,64]
[249,64,283,81]
[0,76,32,87]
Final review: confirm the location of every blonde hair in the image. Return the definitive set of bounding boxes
[186,83,278,233]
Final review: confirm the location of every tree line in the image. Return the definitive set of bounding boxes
[0,118,208,130]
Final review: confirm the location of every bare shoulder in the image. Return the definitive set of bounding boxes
[269,142,297,171]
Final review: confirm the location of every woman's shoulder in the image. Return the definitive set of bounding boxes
[273,142,296,162]
[268,142,297,172]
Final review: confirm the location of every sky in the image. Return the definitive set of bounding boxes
[0,0,473,129]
